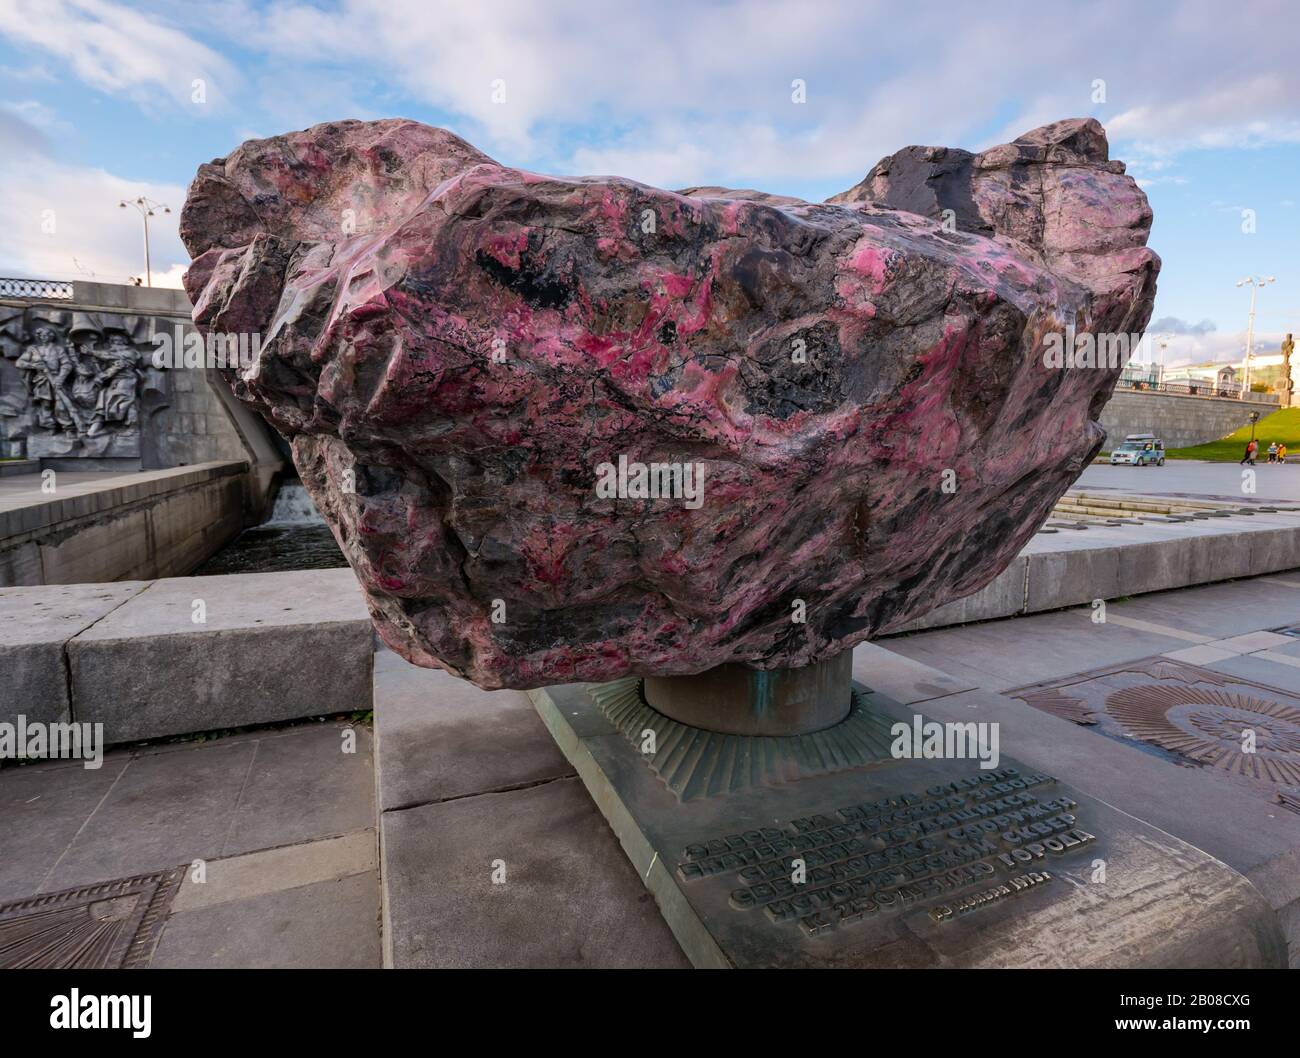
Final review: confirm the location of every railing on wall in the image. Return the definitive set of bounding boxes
[0,277,75,300]
[1115,376,1280,404]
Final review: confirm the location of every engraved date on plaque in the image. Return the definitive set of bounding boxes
[675,768,1095,936]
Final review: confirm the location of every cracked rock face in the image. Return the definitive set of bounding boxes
[181,117,1157,690]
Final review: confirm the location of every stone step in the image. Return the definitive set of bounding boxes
[1,568,373,743]
[891,508,1300,633]
[0,459,39,478]
[1065,490,1245,512]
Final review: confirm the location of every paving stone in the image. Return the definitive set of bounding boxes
[1100,613,1212,643]
[172,831,376,913]
[0,756,129,902]
[1209,630,1296,654]
[882,608,1187,691]
[220,722,375,856]
[381,777,688,968]
[150,870,381,969]
[1104,577,1300,638]
[43,740,256,891]
[851,640,976,704]
[373,648,572,811]
[1205,654,1300,695]
[1161,644,1239,666]
[127,721,309,755]
[1260,639,1300,659]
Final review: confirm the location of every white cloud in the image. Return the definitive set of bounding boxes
[7,0,1300,191]
[220,0,1300,190]
[0,138,188,287]
[1156,329,1288,367]
[0,105,53,155]
[0,61,57,81]
[0,0,236,111]
[1,98,61,129]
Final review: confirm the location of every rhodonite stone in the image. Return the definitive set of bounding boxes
[181,117,1157,689]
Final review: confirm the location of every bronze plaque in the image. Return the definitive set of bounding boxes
[676,767,1093,938]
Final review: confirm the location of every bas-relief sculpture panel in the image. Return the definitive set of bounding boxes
[0,308,169,463]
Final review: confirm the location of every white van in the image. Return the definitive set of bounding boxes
[1109,433,1165,466]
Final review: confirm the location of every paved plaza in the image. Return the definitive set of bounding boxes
[1078,460,1300,502]
[0,721,380,968]
[4,554,1296,966]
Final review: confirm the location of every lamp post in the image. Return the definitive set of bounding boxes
[1155,332,1172,388]
[1236,276,1276,400]
[118,197,171,287]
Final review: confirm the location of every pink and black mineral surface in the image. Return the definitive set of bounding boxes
[181,117,1158,689]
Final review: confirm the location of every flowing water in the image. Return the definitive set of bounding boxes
[193,482,348,575]
[266,483,323,525]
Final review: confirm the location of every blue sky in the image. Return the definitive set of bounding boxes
[2,0,1298,366]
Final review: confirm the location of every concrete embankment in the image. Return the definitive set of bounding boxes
[0,461,255,587]
[1099,388,1279,449]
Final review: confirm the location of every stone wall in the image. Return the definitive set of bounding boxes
[1098,389,1280,450]
[0,462,249,586]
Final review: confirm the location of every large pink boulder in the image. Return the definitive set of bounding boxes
[181,117,1157,689]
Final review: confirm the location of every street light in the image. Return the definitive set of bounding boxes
[118,196,171,287]
[1154,332,1173,388]
[1236,275,1276,400]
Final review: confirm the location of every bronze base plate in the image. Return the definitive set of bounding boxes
[1009,655,1300,810]
[0,868,184,969]
[529,679,1284,968]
